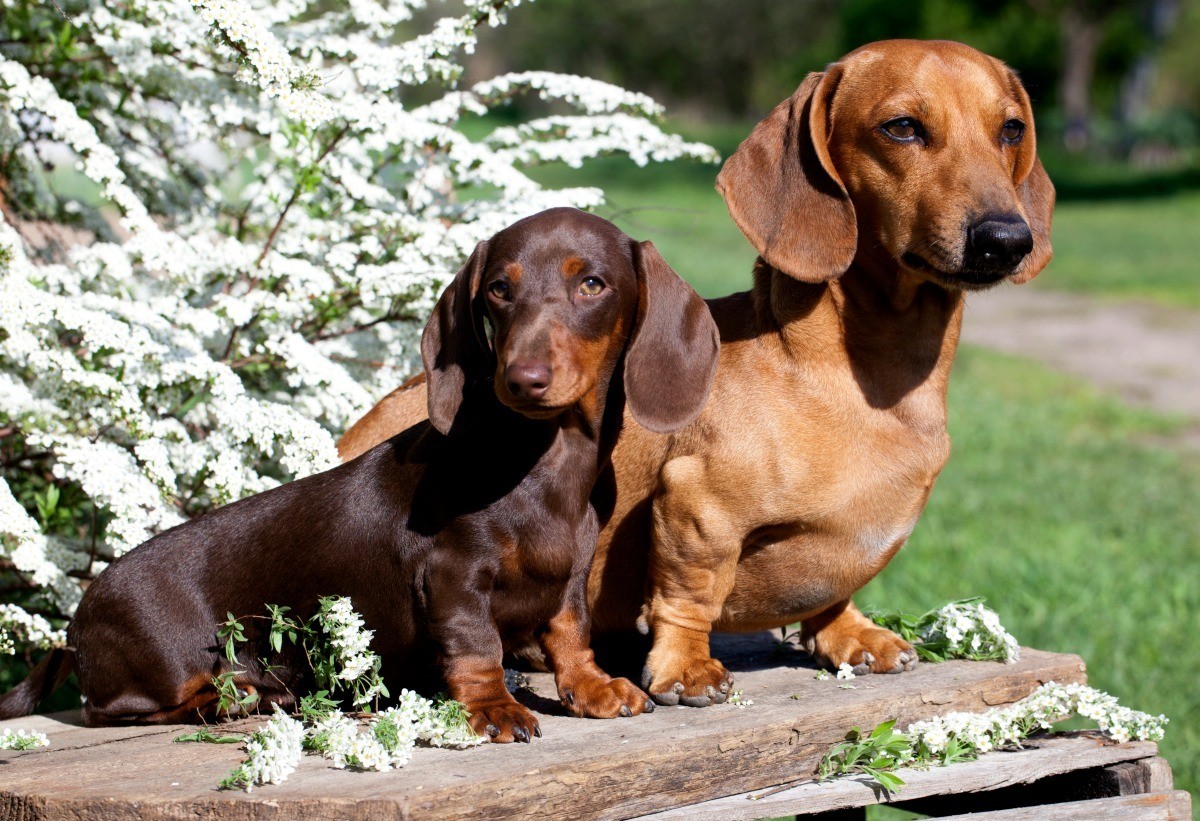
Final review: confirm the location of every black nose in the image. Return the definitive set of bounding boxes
[965,215,1033,272]
[505,361,552,400]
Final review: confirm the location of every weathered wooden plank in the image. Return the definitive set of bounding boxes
[0,635,1087,820]
[935,790,1193,820]
[637,735,1160,820]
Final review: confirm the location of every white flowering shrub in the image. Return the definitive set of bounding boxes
[0,0,717,661]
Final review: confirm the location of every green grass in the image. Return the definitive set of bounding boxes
[1038,190,1200,308]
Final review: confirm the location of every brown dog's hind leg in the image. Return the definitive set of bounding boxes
[539,594,652,720]
[800,599,919,675]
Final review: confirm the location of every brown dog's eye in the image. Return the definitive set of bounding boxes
[487,280,511,300]
[579,276,605,296]
[1001,119,1025,145]
[880,117,924,144]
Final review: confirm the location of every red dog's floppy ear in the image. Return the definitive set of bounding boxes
[624,241,720,434]
[421,240,490,435]
[717,67,857,282]
[1004,66,1056,284]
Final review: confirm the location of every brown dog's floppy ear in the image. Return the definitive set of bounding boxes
[1004,67,1056,284]
[421,240,489,434]
[716,68,857,282]
[624,241,720,434]
[1011,156,1055,284]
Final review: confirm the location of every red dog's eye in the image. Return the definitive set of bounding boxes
[1001,119,1025,144]
[881,117,923,143]
[487,280,511,300]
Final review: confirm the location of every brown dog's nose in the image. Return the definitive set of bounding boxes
[506,361,552,400]
[965,216,1034,273]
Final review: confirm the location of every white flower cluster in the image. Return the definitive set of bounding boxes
[0,728,50,751]
[221,705,306,791]
[836,663,857,680]
[0,605,66,655]
[927,600,1021,663]
[728,690,754,709]
[303,689,481,774]
[223,689,481,789]
[0,0,715,642]
[315,596,385,707]
[905,681,1168,759]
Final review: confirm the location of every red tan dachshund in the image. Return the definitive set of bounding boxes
[0,208,720,739]
[336,40,1056,706]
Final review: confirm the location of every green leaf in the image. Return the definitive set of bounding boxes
[175,729,243,744]
[869,719,897,739]
[863,766,906,792]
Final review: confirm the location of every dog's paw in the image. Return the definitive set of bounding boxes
[560,675,654,719]
[466,699,541,743]
[641,652,733,707]
[808,625,919,675]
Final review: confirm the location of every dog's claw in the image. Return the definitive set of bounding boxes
[486,724,500,738]
[533,724,543,738]
[643,699,655,713]
[513,725,530,743]
[652,687,681,706]
[563,689,575,706]
[619,705,632,717]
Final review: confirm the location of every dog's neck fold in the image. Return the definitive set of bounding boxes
[753,259,964,412]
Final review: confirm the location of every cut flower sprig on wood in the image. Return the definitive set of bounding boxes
[864,597,1021,663]
[818,600,1167,793]
[180,596,484,791]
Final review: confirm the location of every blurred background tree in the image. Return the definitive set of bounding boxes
[473,0,1199,166]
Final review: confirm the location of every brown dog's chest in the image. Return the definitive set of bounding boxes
[716,398,951,629]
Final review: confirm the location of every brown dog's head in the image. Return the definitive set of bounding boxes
[718,39,1055,290]
[421,208,720,435]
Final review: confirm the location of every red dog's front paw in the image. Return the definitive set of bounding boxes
[642,648,733,708]
[560,675,653,719]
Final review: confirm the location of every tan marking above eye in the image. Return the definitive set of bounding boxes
[504,262,522,282]
[561,256,586,277]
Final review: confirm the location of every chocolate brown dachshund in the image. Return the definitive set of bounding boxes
[0,208,719,741]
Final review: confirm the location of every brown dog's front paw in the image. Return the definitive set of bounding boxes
[808,625,919,675]
[466,699,541,743]
[560,675,653,719]
[641,653,733,708]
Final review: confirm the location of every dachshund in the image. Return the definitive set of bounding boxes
[334,40,1056,707]
[0,208,720,740]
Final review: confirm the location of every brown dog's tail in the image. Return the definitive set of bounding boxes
[0,647,75,720]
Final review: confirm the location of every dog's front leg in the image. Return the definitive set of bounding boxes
[425,556,540,743]
[640,456,738,707]
[539,575,653,719]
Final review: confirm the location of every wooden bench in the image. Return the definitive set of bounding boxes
[0,633,1189,819]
